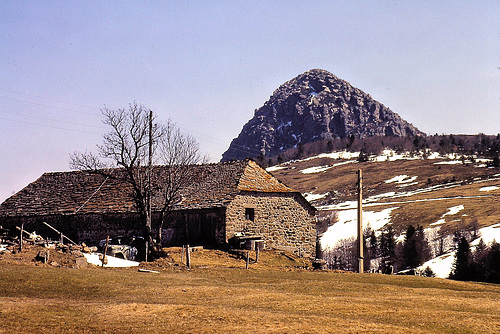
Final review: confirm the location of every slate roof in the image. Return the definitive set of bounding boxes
[0,160,311,217]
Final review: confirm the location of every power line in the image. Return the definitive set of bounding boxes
[0,109,107,130]
[0,116,102,135]
[0,95,101,117]
[0,88,265,158]
[0,88,97,110]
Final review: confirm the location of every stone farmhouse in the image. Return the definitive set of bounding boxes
[0,160,317,257]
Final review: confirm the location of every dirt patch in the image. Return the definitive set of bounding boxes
[1,243,317,272]
[0,243,84,268]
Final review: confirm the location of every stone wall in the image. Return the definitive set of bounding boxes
[2,194,316,256]
[225,192,316,257]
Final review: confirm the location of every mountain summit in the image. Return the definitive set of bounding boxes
[222,69,424,161]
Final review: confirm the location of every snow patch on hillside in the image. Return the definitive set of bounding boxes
[471,223,500,245]
[444,205,465,216]
[479,186,499,192]
[268,150,492,173]
[434,160,462,165]
[430,205,465,226]
[266,165,287,172]
[419,223,500,278]
[418,253,455,278]
[303,151,360,161]
[300,165,332,174]
[304,192,328,202]
[321,207,396,249]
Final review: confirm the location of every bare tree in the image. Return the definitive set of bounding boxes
[316,210,338,259]
[70,102,206,259]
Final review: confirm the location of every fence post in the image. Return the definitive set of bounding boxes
[186,244,191,270]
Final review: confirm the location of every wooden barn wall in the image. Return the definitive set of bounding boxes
[1,208,226,248]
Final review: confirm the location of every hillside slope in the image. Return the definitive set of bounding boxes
[268,150,500,276]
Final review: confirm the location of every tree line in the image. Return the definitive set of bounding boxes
[323,220,500,283]
[259,134,500,167]
[450,237,500,283]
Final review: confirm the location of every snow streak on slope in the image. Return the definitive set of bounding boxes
[430,205,465,226]
[480,186,499,192]
[300,165,332,174]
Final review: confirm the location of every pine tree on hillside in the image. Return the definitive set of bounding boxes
[485,241,500,283]
[403,225,418,269]
[473,238,488,282]
[379,225,397,273]
[450,237,472,281]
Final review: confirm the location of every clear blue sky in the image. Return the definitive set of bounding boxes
[1,1,499,202]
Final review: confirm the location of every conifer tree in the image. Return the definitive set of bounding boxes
[450,237,472,281]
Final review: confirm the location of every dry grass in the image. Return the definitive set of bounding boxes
[1,259,499,333]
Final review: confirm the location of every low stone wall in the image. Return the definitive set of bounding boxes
[225,192,316,257]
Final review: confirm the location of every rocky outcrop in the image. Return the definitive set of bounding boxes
[222,69,424,161]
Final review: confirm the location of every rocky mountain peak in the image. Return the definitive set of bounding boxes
[222,69,424,161]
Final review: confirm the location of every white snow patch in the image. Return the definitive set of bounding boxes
[420,223,500,278]
[373,150,420,162]
[471,223,500,246]
[333,160,356,167]
[444,205,464,216]
[0,245,7,252]
[302,151,360,161]
[321,208,396,249]
[419,253,455,278]
[266,165,286,172]
[430,219,447,226]
[385,175,409,183]
[365,192,397,202]
[426,152,441,159]
[430,205,464,226]
[83,253,140,267]
[304,192,328,202]
[434,160,462,165]
[479,186,499,192]
[300,165,332,174]
[385,175,418,184]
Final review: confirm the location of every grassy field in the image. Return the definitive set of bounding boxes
[1,260,499,333]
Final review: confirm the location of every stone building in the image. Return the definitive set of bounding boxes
[0,160,317,257]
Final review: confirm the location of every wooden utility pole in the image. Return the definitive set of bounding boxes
[357,169,364,273]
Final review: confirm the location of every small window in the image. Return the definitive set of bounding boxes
[245,208,255,221]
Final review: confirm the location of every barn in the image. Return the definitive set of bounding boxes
[0,160,317,257]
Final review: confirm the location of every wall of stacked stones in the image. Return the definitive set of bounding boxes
[225,192,316,257]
